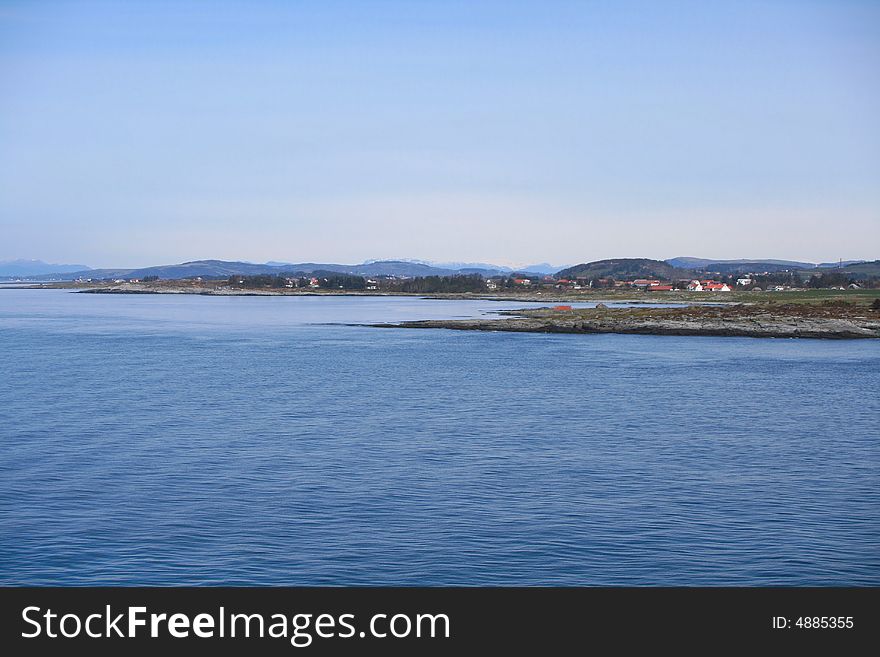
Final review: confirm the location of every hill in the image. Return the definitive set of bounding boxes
[692,261,809,274]
[348,261,458,277]
[834,260,880,277]
[556,258,689,280]
[816,260,866,269]
[665,257,815,272]
[49,260,288,281]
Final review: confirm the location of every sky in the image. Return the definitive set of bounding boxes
[1,0,878,268]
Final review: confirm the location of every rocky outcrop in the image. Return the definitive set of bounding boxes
[375,305,880,339]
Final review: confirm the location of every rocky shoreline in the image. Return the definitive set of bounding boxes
[373,304,880,339]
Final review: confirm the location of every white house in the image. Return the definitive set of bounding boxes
[736,278,752,286]
[687,280,703,291]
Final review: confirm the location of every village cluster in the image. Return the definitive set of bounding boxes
[74,267,871,294]
[487,276,756,292]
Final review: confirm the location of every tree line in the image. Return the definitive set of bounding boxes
[391,274,485,293]
[227,273,487,293]
[227,274,366,290]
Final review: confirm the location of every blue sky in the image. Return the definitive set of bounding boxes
[1,0,878,267]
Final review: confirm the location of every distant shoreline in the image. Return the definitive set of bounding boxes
[3,281,654,303]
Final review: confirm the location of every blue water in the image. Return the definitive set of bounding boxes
[1,290,878,585]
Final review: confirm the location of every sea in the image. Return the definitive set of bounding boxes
[1,289,878,585]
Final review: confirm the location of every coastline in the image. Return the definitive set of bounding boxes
[5,282,879,339]
[372,305,880,340]
[5,282,651,303]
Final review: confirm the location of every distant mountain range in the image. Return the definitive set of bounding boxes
[4,258,571,281]
[393,260,564,275]
[2,256,875,281]
[0,259,92,277]
[7,259,503,281]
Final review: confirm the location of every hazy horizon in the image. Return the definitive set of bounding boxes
[1,254,875,276]
[2,1,878,268]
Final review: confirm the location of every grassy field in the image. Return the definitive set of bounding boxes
[488,287,880,307]
[726,288,880,306]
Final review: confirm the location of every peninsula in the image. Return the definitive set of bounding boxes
[374,301,880,340]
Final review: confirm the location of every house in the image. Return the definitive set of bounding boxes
[485,279,499,290]
[308,277,320,288]
[366,279,379,290]
[704,283,731,292]
[687,280,703,291]
[631,279,660,288]
[513,278,531,286]
[646,285,673,291]
[736,278,753,287]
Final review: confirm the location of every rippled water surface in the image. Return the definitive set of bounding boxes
[1,290,878,585]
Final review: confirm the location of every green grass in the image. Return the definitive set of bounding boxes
[743,288,879,306]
